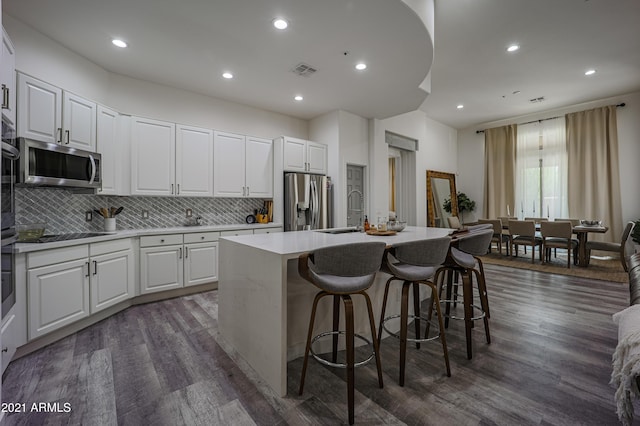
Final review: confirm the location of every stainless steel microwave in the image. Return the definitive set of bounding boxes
[17,137,101,189]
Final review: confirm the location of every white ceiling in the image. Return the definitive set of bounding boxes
[4,0,640,130]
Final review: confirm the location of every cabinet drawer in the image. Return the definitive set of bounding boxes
[220,229,253,237]
[253,227,283,234]
[184,231,220,244]
[28,244,89,269]
[90,238,133,256]
[140,234,183,247]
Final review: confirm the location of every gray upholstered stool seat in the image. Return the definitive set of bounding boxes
[436,228,493,360]
[298,241,386,425]
[378,236,452,386]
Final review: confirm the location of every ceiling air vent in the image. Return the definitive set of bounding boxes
[529,96,545,103]
[291,63,317,77]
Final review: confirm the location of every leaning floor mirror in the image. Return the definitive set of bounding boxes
[426,170,458,228]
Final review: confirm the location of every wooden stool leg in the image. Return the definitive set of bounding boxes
[362,291,384,388]
[378,277,395,344]
[426,281,451,377]
[472,268,491,345]
[462,270,474,360]
[332,295,340,364]
[300,291,326,395]
[475,257,490,319]
[444,270,454,328]
[413,282,421,349]
[343,295,355,425]
[399,281,411,386]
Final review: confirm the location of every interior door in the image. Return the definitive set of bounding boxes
[346,164,365,227]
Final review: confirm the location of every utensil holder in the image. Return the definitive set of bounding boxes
[104,218,116,232]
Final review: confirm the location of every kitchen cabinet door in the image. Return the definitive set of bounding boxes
[282,137,307,172]
[130,116,176,196]
[62,91,96,151]
[213,131,245,197]
[28,258,90,339]
[17,73,62,144]
[1,29,16,127]
[90,247,135,314]
[245,136,273,198]
[184,242,218,287]
[1,308,18,373]
[140,244,183,294]
[97,105,120,195]
[307,141,327,175]
[176,125,214,197]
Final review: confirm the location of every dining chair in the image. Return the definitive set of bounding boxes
[508,220,543,263]
[478,219,509,255]
[524,217,549,223]
[298,241,386,425]
[555,218,581,226]
[540,221,577,268]
[585,221,635,272]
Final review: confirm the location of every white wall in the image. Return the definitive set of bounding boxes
[310,110,369,228]
[370,110,457,226]
[457,90,640,225]
[4,14,308,140]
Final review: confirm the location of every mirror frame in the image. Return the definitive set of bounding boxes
[426,170,458,227]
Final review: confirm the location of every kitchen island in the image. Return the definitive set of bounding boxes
[218,226,452,396]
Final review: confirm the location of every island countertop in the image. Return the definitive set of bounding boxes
[219,226,453,257]
[218,225,453,397]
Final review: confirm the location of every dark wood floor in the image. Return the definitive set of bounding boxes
[2,264,633,425]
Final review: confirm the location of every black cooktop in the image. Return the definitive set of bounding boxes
[32,233,111,243]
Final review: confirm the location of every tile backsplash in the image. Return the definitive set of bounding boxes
[16,187,266,234]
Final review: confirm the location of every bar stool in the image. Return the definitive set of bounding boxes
[436,228,493,359]
[377,236,452,386]
[298,241,386,425]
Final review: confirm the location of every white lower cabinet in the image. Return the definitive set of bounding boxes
[1,309,19,373]
[27,239,134,340]
[140,232,219,294]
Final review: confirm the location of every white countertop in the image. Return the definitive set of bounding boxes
[14,223,283,253]
[219,226,454,257]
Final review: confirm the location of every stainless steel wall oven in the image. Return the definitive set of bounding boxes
[1,120,18,319]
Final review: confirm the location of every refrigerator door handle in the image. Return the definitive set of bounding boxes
[312,179,319,229]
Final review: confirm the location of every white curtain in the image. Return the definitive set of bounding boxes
[515,117,567,219]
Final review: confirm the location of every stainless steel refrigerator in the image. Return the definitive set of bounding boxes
[284,173,332,231]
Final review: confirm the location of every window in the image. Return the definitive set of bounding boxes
[515,117,567,219]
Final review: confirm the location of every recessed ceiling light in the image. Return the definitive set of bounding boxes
[355,63,367,71]
[112,39,128,48]
[507,44,520,52]
[585,69,596,76]
[294,95,303,101]
[273,18,288,30]
[457,104,464,109]
[222,72,233,79]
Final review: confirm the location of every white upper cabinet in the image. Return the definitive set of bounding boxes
[176,125,214,197]
[62,91,96,151]
[245,136,273,198]
[130,116,176,196]
[213,131,273,198]
[17,73,97,150]
[1,28,16,127]
[96,105,121,195]
[282,136,327,175]
[17,74,62,144]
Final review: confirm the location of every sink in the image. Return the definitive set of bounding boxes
[316,227,361,234]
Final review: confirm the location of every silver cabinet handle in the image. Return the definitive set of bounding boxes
[93,260,98,275]
[160,239,165,243]
[1,84,8,109]
[185,247,189,258]
[179,247,182,259]
[246,186,249,196]
[242,187,246,196]
[177,184,180,195]
[85,261,90,277]
[171,184,174,194]
[65,130,70,144]
[57,128,62,144]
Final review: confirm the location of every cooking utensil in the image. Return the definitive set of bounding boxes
[94,209,104,217]
[113,207,124,216]
[100,207,109,218]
